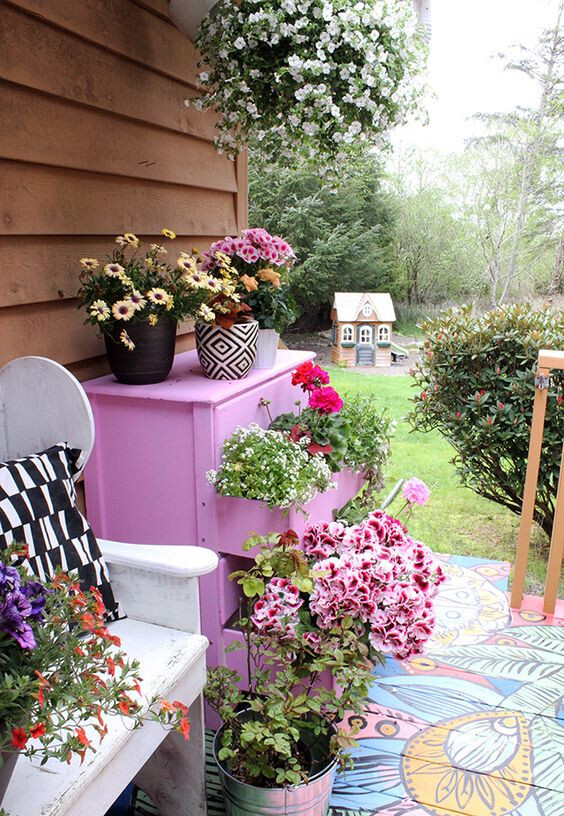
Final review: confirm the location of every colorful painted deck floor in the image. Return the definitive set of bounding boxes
[134,554,564,816]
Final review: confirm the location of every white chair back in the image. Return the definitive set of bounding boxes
[0,356,95,478]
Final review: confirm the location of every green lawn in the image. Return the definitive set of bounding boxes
[330,367,557,598]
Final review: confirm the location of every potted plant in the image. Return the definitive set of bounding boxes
[77,229,214,384]
[201,229,297,369]
[0,543,190,804]
[207,423,336,513]
[194,249,260,380]
[206,510,446,816]
[190,0,427,168]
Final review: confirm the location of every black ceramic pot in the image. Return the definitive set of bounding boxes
[104,315,177,385]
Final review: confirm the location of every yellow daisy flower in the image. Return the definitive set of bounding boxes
[197,304,215,323]
[185,271,210,289]
[147,287,170,306]
[80,257,100,270]
[104,262,126,278]
[148,314,159,326]
[177,256,197,273]
[124,232,139,247]
[128,291,147,311]
[161,228,176,240]
[119,329,135,351]
[90,300,110,321]
[112,300,136,321]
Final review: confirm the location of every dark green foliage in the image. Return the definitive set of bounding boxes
[409,304,564,536]
[249,155,399,327]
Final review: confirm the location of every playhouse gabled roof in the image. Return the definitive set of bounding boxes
[332,292,396,323]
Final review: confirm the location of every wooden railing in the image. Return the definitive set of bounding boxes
[511,349,564,614]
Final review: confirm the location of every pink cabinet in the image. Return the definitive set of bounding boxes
[83,349,363,678]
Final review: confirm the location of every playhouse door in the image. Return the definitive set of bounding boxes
[356,325,375,365]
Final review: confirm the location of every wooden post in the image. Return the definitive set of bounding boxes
[510,366,550,608]
[544,443,564,614]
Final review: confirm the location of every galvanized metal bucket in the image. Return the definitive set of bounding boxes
[213,716,337,816]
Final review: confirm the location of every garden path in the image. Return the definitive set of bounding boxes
[134,554,563,816]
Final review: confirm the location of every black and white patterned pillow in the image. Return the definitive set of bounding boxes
[0,443,123,622]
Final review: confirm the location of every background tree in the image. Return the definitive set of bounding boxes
[448,4,563,305]
[249,155,399,328]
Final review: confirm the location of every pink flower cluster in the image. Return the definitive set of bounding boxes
[291,362,343,415]
[304,511,446,660]
[309,386,344,415]
[201,228,296,271]
[251,577,303,639]
[403,477,430,507]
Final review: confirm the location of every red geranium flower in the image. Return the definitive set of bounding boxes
[308,386,343,415]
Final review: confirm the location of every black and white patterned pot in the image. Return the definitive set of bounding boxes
[195,320,259,380]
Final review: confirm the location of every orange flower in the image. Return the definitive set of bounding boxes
[81,613,96,631]
[159,699,174,713]
[179,717,191,741]
[106,657,115,677]
[172,701,189,715]
[258,268,280,288]
[240,274,258,292]
[30,722,46,739]
[75,727,91,748]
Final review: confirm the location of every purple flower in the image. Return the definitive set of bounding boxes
[21,581,48,622]
[403,478,430,507]
[0,589,37,650]
[0,563,21,591]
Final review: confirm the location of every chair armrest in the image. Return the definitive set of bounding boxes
[98,540,218,633]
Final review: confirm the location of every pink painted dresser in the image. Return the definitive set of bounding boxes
[83,349,363,682]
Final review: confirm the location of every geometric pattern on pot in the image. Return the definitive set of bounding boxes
[0,443,124,622]
[196,320,259,380]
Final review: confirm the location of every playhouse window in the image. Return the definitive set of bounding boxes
[378,325,390,342]
[362,302,372,317]
[342,324,353,342]
[359,325,373,344]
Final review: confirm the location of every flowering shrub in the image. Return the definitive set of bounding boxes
[206,510,444,787]
[409,304,564,537]
[206,424,335,512]
[77,230,213,350]
[194,0,427,167]
[201,228,297,332]
[0,543,190,771]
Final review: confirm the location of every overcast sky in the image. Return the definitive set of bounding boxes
[396,0,562,153]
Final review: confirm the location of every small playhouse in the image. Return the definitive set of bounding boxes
[331,292,396,367]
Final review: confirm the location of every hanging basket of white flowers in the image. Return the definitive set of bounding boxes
[191,0,427,167]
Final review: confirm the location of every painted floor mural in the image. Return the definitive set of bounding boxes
[133,555,564,816]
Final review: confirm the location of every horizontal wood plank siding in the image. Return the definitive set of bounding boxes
[0,0,248,374]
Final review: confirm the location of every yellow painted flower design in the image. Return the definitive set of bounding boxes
[401,710,533,816]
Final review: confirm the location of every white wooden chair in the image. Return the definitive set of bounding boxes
[0,356,217,816]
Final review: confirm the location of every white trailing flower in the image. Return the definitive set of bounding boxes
[193,0,427,168]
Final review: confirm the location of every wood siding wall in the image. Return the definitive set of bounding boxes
[0,0,248,380]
